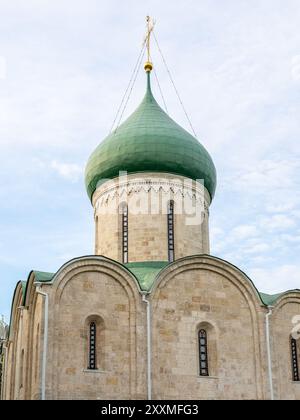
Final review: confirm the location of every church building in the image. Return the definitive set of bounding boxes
[1,27,300,400]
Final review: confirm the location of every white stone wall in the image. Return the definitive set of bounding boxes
[2,257,300,400]
[271,296,300,400]
[93,173,211,262]
[151,257,266,400]
[45,258,146,400]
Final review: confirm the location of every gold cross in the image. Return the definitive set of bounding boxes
[144,16,155,72]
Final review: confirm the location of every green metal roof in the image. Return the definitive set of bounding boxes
[21,281,27,295]
[85,72,217,202]
[125,261,169,291]
[12,258,300,317]
[259,292,284,306]
[21,271,54,307]
[33,270,54,282]
[259,291,300,306]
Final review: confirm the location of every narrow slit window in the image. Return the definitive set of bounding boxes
[122,203,128,264]
[35,324,40,383]
[20,349,24,388]
[291,337,299,381]
[88,322,97,370]
[199,329,209,376]
[95,216,99,253]
[167,200,175,262]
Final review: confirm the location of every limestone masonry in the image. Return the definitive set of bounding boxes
[1,60,300,401]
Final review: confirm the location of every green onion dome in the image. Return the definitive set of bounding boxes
[85,73,217,201]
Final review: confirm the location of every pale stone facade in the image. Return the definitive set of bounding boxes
[93,173,211,261]
[2,254,300,400]
[1,59,300,399]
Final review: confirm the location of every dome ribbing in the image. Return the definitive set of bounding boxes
[85,73,217,201]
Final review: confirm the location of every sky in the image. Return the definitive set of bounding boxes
[0,0,300,322]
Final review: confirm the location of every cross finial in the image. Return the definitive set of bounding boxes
[144,16,155,72]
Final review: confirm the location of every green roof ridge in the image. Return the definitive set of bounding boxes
[21,281,27,295]
[14,258,300,311]
[259,290,300,306]
[125,260,169,291]
[33,270,54,282]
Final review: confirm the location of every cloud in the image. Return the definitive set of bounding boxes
[231,224,259,240]
[291,210,300,219]
[50,160,83,181]
[0,56,7,79]
[291,55,300,82]
[230,158,300,193]
[279,233,300,244]
[249,264,300,294]
[245,243,270,254]
[266,201,297,214]
[260,214,296,231]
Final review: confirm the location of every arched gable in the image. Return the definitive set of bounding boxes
[269,291,300,313]
[45,255,143,400]
[150,254,266,400]
[151,254,265,311]
[8,281,26,341]
[23,271,35,309]
[268,291,300,399]
[5,281,27,399]
[48,255,142,299]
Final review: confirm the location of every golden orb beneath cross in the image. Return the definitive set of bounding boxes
[144,61,153,72]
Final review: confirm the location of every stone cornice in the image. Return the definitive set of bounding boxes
[93,175,210,213]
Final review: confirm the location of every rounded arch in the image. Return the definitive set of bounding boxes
[7,281,25,400]
[268,291,300,397]
[269,292,300,313]
[49,255,142,298]
[83,313,105,326]
[48,255,142,400]
[151,254,265,310]
[151,254,265,400]
[8,281,25,341]
[23,271,35,309]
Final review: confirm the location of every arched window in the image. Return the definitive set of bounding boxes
[291,337,299,381]
[95,216,99,253]
[88,322,97,370]
[85,316,105,371]
[198,329,209,376]
[20,349,24,389]
[34,323,40,383]
[167,200,175,262]
[121,203,128,264]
